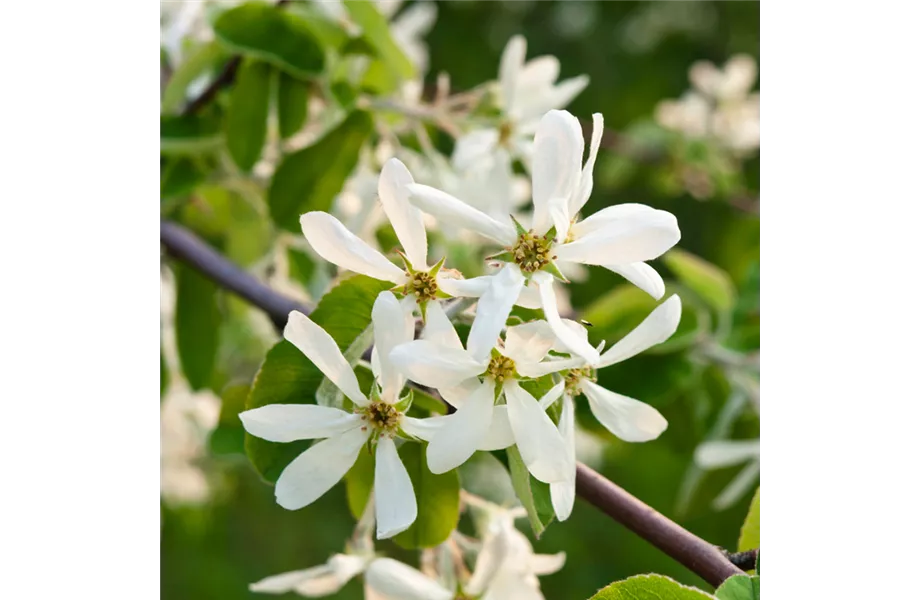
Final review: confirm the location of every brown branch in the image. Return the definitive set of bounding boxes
[160,219,746,587]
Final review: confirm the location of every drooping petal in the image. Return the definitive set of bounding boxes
[249,554,367,596]
[390,340,484,388]
[504,381,571,483]
[466,265,526,363]
[239,404,361,443]
[372,291,416,401]
[401,415,448,441]
[427,380,495,473]
[555,209,680,266]
[568,203,658,239]
[515,281,543,309]
[569,112,604,216]
[421,300,464,350]
[478,405,515,450]
[439,377,484,409]
[284,311,369,407]
[375,436,418,538]
[275,427,371,510]
[581,381,667,443]
[537,381,566,410]
[712,460,760,511]
[531,110,583,237]
[516,75,590,125]
[533,272,600,365]
[406,183,516,245]
[521,356,585,378]
[600,262,666,300]
[300,212,406,284]
[452,129,500,172]
[514,56,560,100]
[499,35,526,114]
[365,558,453,600]
[694,439,761,469]
[379,158,428,268]
[549,395,577,521]
[529,552,567,576]
[436,274,492,299]
[599,295,682,367]
[503,320,557,368]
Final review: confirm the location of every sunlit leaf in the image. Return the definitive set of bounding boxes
[590,574,716,600]
[715,574,759,600]
[392,443,461,549]
[738,487,760,551]
[663,248,737,315]
[504,445,555,538]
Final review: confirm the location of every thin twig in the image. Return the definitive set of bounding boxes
[160,220,747,587]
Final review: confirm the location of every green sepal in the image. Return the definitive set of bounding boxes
[543,260,570,283]
[418,298,429,323]
[485,250,514,263]
[394,389,414,413]
[543,224,558,242]
[427,256,446,277]
[510,214,529,236]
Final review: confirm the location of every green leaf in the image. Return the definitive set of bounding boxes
[277,71,310,139]
[345,445,375,520]
[287,247,317,288]
[589,574,717,600]
[344,0,415,90]
[663,248,737,315]
[174,264,221,391]
[738,487,760,551]
[161,156,212,200]
[213,2,325,79]
[226,59,272,171]
[244,275,392,481]
[715,575,759,600]
[162,40,228,114]
[160,349,169,399]
[392,443,460,549]
[209,383,249,456]
[161,113,223,155]
[505,445,555,538]
[268,111,374,231]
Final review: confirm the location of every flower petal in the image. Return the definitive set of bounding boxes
[569,112,604,216]
[284,311,369,406]
[421,300,464,350]
[401,415,447,441]
[504,381,571,483]
[249,565,335,595]
[538,381,566,410]
[601,262,666,300]
[406,183,515,245]
[694,439,760,469]
[379,158,428,268]
[275,427,371,510]
[599,295,682,367]
[529,552,567,576]
[503,320,556,366]
[390,340,484,388]
[436,274,492,299]
[515,280,543,309]
[239,404,361,443]
[569,203,658,239]
[516,75,590,125]
[521,356,585,378]
[531,109,583,237]
[478,405,515,450]
[427,380,495,473]
[365,558,453,600]
[499,35,526,114]
[452,129,500,172]
[375,436,418,538]
[581,380,667,442]
[533,272,600,365]
[439,377,484,409]
[550,395,576,521]
[467,265,526,363]
[373,291,416,401]
[300,212,405,284]
[556,209,680,266]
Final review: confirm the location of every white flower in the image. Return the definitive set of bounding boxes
[239,292,436,539]
[390,295,570,484]
[384,1,437,75]
[407,110,681,364]
[365,558,455,600]
[301,158,490,318]
[452,35,589,173]
[250,553,372,597]
[528,296,682,520]
[694,438,760,510]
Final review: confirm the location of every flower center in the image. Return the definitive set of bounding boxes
[406,271,438,303]
[486,355,516,382]
[360,401,402,434]
[498,120,514,146]
[564,367,597,396]
[511,230,555,273]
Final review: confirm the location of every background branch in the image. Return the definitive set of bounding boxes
[160,219,746,587]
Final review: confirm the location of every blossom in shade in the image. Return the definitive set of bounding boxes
[694,438,760,510]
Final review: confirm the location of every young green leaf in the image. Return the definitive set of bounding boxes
[161,113,223,155]
[226,59,272,171]
[174,264,221,391]
[392,443,460,549]
[589,574,717,600]
[161,40,228,114]
[504,446,555,538]
[738,487,760,551]
[161,156,212,201]
[277,71,310,139]
[715,575,759,600]
[663,248,737,315]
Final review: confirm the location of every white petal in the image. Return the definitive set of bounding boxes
[284,311,369,406]
[427,380,495,473]
[556,209,680,266]
[401,415,448,441]
[520,356,585,379]
[499,35,526,114]
[300,212,405,284]
[550,395,577,521]
[516,74,590,124]
[478,405,515,450]
[503,320,556,365]
[275,427,371,510]
[598,295,682,367]
[537,381,566,410]
[375,436,417,538]
[239,404,361,443]
[379,158,428,268]
[467,265,526,363]
[373,291,415,401]
[570,112,604,216]
[250,566,336,595]
[390,340,484,388]
[515,281,543,309]
[569,203,658,239]
[365,558,453,600]
[436,274,492,299]
[531,109,583,237]
[406,183,515,245]
[452,129,500,172]
[439,377,485,409]
[516,56,560,94]
[601,262,666,300]
[713,460,760,511]
[421,301,464,350]
[694,439,760,469]
[529,552,567,576]
[533,272,600,365]
[581,380,667,443]
[504,381,571,483]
